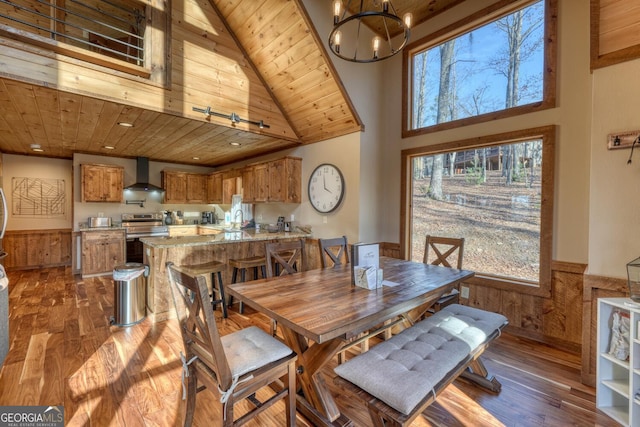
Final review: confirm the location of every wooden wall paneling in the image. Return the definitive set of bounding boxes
[591,0,640,69]
[3,230,72,270]
[581,274,628,386]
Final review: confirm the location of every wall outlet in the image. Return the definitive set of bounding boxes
[323,216,327,224]
[460,286,470,299]
[291,214,295,221]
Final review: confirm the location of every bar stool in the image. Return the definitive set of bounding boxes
[227,256,267,314]
[174,260,228,318]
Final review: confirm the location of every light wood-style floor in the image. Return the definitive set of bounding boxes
[0,267,618,426]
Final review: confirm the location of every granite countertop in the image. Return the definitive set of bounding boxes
[140,228,311,248]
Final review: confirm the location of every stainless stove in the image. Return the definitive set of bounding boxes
[122,213,169,262]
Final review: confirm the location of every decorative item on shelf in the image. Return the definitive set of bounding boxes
[192,106,270,129]
[627,256,640,303]
[329,0,412,63]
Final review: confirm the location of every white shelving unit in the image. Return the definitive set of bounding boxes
[597,298,640,426]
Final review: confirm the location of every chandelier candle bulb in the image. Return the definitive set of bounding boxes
[404,12,413,28]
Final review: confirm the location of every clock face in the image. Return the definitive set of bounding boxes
[308,164,345,213]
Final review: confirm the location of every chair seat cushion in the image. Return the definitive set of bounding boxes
[222,326,293,377]
[334,320,471,415]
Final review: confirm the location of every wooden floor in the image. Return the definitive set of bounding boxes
[0,267,618,426]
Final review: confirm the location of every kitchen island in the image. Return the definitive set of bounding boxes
[140,228,311,321]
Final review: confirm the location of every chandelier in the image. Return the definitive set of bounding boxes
[329,0,412,63]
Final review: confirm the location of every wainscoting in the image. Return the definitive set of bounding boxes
[2,229,72,270]
[581,274,628,386]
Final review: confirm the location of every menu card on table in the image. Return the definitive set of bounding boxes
[351,243,380,289]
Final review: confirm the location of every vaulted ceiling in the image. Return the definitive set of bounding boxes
[0,0,464,167]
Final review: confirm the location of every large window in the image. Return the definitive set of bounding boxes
[402,126,555,295]
[403,0,556,136]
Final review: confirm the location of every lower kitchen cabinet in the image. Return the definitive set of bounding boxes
[81,229,125,277]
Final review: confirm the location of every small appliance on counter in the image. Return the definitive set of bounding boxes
[201,211,215,224]
[88,217,112,228]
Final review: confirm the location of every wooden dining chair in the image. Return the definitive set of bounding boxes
[166,262,297,426]
[318,235,349,268]
[265,239,305,277]
[424,235,465,311]
[265,239,305,335]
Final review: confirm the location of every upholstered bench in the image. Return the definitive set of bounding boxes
[334,304,508,426]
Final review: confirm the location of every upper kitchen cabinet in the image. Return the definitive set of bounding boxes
[81,163,124,203]
[162,171,208,204]
[222,169,241,204]
[253,162,270,203]
[268,157,301,203]
[207,172,223,204]
[241,166,256,203]
[186,173,207,203]
[162,171,187,204]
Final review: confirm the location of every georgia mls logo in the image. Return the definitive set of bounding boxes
[0,405,64,426]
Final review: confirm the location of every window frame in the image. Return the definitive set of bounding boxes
[401,0,557,137]
[400,125,555,298]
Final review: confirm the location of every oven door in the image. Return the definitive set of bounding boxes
[126,237,144,263]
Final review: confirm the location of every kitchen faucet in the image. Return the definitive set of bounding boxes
[234,209,243,229]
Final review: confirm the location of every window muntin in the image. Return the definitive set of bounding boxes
[404,0,555,136]
[403,126,555,295]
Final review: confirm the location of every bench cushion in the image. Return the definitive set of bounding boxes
[334,304,507,416]
[427,304,508,351]
[334,318,471,415]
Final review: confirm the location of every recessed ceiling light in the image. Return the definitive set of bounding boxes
[192,156,200,160]
[103,145,115,150]
[229,142,241,146]
[30,144,43,152]
[117,122,134,127]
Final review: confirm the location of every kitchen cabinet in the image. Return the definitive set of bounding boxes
[597,297,640,426]
[162,171,187,203]
[268,157,301,203]
[241,166,256,203]
[222,169,241,204]
[208,172,223,204]
[162,171,208,204]
[81,163,124,203]
[186,174,207,203]
[253,162,269,203]
[168,226,198,237]
[197,226,222,236]
[81,229,125,277]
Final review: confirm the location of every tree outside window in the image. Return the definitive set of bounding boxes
[411,139,544,283]
[406,0,551,135]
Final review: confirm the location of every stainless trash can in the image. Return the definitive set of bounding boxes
[112,262,149,326]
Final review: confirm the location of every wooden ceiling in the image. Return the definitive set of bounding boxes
[0,0,463,167]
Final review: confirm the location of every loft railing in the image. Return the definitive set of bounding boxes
[0,0,145,65]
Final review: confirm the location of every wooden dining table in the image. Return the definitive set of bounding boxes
[225,256,474,427]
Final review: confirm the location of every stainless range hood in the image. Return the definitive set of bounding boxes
[124,157,164,192]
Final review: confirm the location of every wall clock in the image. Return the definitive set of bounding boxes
[308,163,345,213]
